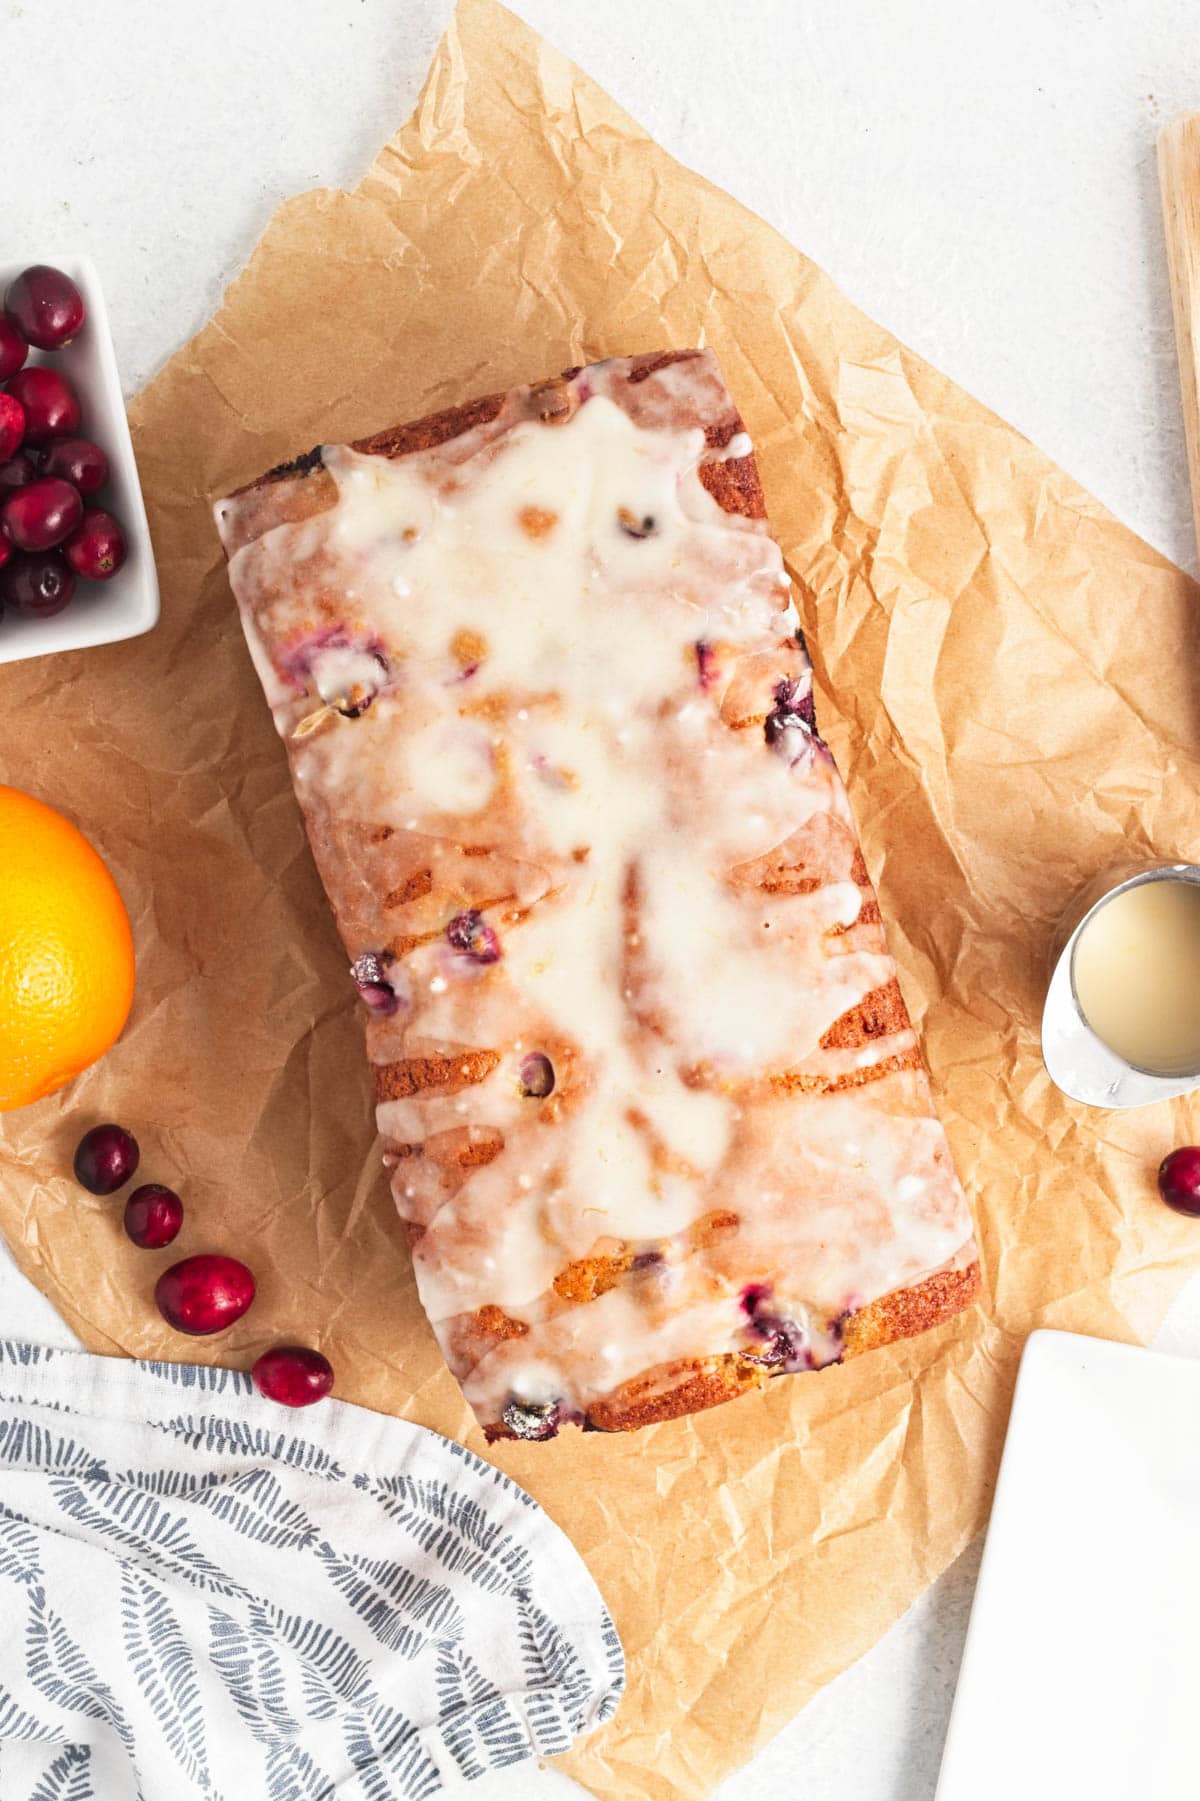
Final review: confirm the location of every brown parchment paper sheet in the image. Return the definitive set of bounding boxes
[3,2,1200,1794]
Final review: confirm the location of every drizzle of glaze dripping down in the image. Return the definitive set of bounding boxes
[218,352,976,1433]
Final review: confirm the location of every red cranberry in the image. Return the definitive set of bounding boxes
[124,1184,183,1249]
[2,551,76,618]
[518,1052,555,1097]
[5,265,85,351]
[0,537,12,572]
[6,367,81,444]
[764,676,813,750]
[41,437,108,496]
[74,1123,140,1195]
[350,950,399,1015]
[64,508,126,581]
[740,1282,772,1317]
[0,393,24,462]
[744,1313,807,1370]
[502,1397,561,1440]
[1158,1146,1200,1217]
[764,676,826,769]
[252,1345,335,1408]
[0,453,38,493]
[281,628,388,715]
[0,316,28,382]
[155,1255,256,1335]
[2,478,82,552]
[446,909,501,964]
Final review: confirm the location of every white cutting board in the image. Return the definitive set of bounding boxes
[935,1328,1200,1799]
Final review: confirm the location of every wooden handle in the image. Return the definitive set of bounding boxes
[1159,115,1200,562]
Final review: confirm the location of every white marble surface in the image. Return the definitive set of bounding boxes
[5,1,1200,1795]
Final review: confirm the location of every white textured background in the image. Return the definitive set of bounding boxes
[4,2,1200,1796]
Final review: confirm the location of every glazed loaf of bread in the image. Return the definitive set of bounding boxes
[215,350,979,1440]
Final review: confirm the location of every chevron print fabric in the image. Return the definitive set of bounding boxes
[0,1343,622,1800]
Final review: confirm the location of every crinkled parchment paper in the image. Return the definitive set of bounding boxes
[3,3,1200,1795]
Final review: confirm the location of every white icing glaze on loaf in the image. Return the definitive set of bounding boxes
[217,352,975,1433]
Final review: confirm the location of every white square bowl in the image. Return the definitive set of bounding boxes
[0,254,158,663]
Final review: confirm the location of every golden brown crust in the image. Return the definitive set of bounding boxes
[625,349,700,386]
[840,1258,983,1360]
[698,455,765,520]
[219,392,511,556]
[552,1253,634,1303]
[445,1304,530,1377]
[223,350,767,544]
[372,1049,501,1102]
[241,390,509,493]
[819,979,909,1051]
[348,391,508,462]
[471,1303,528,1342]
[769,1046,923,1097]
[581,1354,770,1434]
[484,1259,982,1439]
[217,465,340,556]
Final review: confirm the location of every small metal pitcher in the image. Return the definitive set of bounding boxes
[1041,863,1200,1109]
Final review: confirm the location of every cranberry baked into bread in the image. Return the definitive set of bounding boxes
[215,351,979,1441]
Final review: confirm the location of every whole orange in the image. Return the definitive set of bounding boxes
[0,785,135,1110]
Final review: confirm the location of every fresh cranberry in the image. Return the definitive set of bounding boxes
[764,707,808,752]
[446,909,501,964]
[2,478,82,552]
[350,950,399,1015]
[0,453,37,493]
[1158,1146,1200,1217]
[0,393,24,462]
[1,551,76,617]
[155,1255,256,1335]
[280,628,389,715]
[0,538,11,573]
[63,508,126,580]
[764,675,829,766]
[123,1184,183,1249]
[74,1123,140,1195]
[5,367,79,448]
[0,316,28,382]
[252,1345,334,1408]
[745,1314,807,1369]
[5,265,85,350]
[765,675,817,738]
[502,1397,561,1440]
[41,436,108,496]
[6,367,80,444]
[738,1282,808,1369]
[518,1052,555,1097]
[740,1282,772,1317]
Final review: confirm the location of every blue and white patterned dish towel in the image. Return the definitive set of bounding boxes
[0,1341,623,1800]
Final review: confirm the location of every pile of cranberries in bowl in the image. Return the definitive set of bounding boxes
[73,1121,335,1409]
[0,265,127,621]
